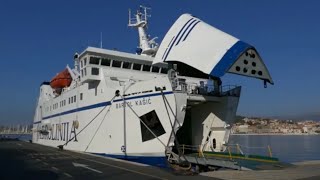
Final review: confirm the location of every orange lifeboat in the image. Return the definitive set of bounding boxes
[50,69,72,89]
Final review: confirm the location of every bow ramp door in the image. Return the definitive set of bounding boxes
[153,14,273,84]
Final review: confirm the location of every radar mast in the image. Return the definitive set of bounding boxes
[128,6,158,57]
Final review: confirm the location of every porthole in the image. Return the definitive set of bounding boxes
[250,54,256,58]
[244,60,248,65]
[236,66,241,71]
[251,70,256,74]
[252,62,256,67]
[258,71,263,76]
[243,68,248,73]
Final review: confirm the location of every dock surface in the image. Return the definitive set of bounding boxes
[0,139,211,179]
[2,139,320,180]
[201,160,320,180]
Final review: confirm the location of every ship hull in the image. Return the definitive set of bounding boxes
[33,77,177,167]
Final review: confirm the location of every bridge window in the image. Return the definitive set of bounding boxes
[142,65,151,72]
[101,58,111,66]
[133,63,142,71]
[151,66,160,73]
[84,58,87,66]
[80,60,83,68]
[92,67,99,75]
[112,60,122,68]
[160,68,168,74]
[140,110,165,142]
[89,57,100,65]
[122,61,132,69]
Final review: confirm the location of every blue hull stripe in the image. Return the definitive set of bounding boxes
[182,20,201,41]
[93,153,168,168]
[37,91,173,122]
[161,36,175,60]
[163,18,194,61]
[210,40,252,77]
[175,19,198,46]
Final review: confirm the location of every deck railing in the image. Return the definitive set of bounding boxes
[173,78,241,97]
[178,143,273,160]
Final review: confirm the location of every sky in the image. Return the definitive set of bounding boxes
[0,0,319,125]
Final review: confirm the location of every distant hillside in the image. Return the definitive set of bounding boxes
[238,112,320,122]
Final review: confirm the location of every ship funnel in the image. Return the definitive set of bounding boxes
[153,14,273,84]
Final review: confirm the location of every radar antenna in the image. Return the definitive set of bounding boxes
[128,6,158,57]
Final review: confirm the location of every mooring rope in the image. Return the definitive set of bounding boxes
[84,98,115,152]
[58,95,116,149]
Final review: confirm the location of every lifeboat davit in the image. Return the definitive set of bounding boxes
[50,69,72,89]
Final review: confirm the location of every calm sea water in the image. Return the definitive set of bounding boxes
[229,135,320,163]
[3,134,320,163]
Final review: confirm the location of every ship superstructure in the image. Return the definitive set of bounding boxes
[33,7,273,168]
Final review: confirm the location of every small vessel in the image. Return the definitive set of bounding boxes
[33,6,273,169]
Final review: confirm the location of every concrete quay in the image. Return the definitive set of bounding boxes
[201,160,320,180]
[0,139,213,180]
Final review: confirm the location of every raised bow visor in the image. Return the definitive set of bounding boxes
[153,14,273,85]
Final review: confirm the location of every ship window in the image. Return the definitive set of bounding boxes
[142,65,151,72]
[80,93,83,100]
[89,57,100,65]
[80,61,83,68]
[101,58,111,66]
[133,63,142,71]
[68,98,70,104]
[64,100,66,106]
[92,67,99,75]
[122,62,132,69]
[160,68,168,74]
[84,58,87,65]
[151,66,160,73]
[74,96,76,103]
[140,110,166,142]
[112,60,121,68]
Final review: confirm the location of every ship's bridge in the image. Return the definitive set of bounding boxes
[78,47,168,83]
[153,14,273,86]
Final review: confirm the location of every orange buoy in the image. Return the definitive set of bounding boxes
[50,69,72,89]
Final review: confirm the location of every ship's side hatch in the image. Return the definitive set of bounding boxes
[175,98,238,154]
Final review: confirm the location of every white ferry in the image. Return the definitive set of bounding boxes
[33,7,273,168]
